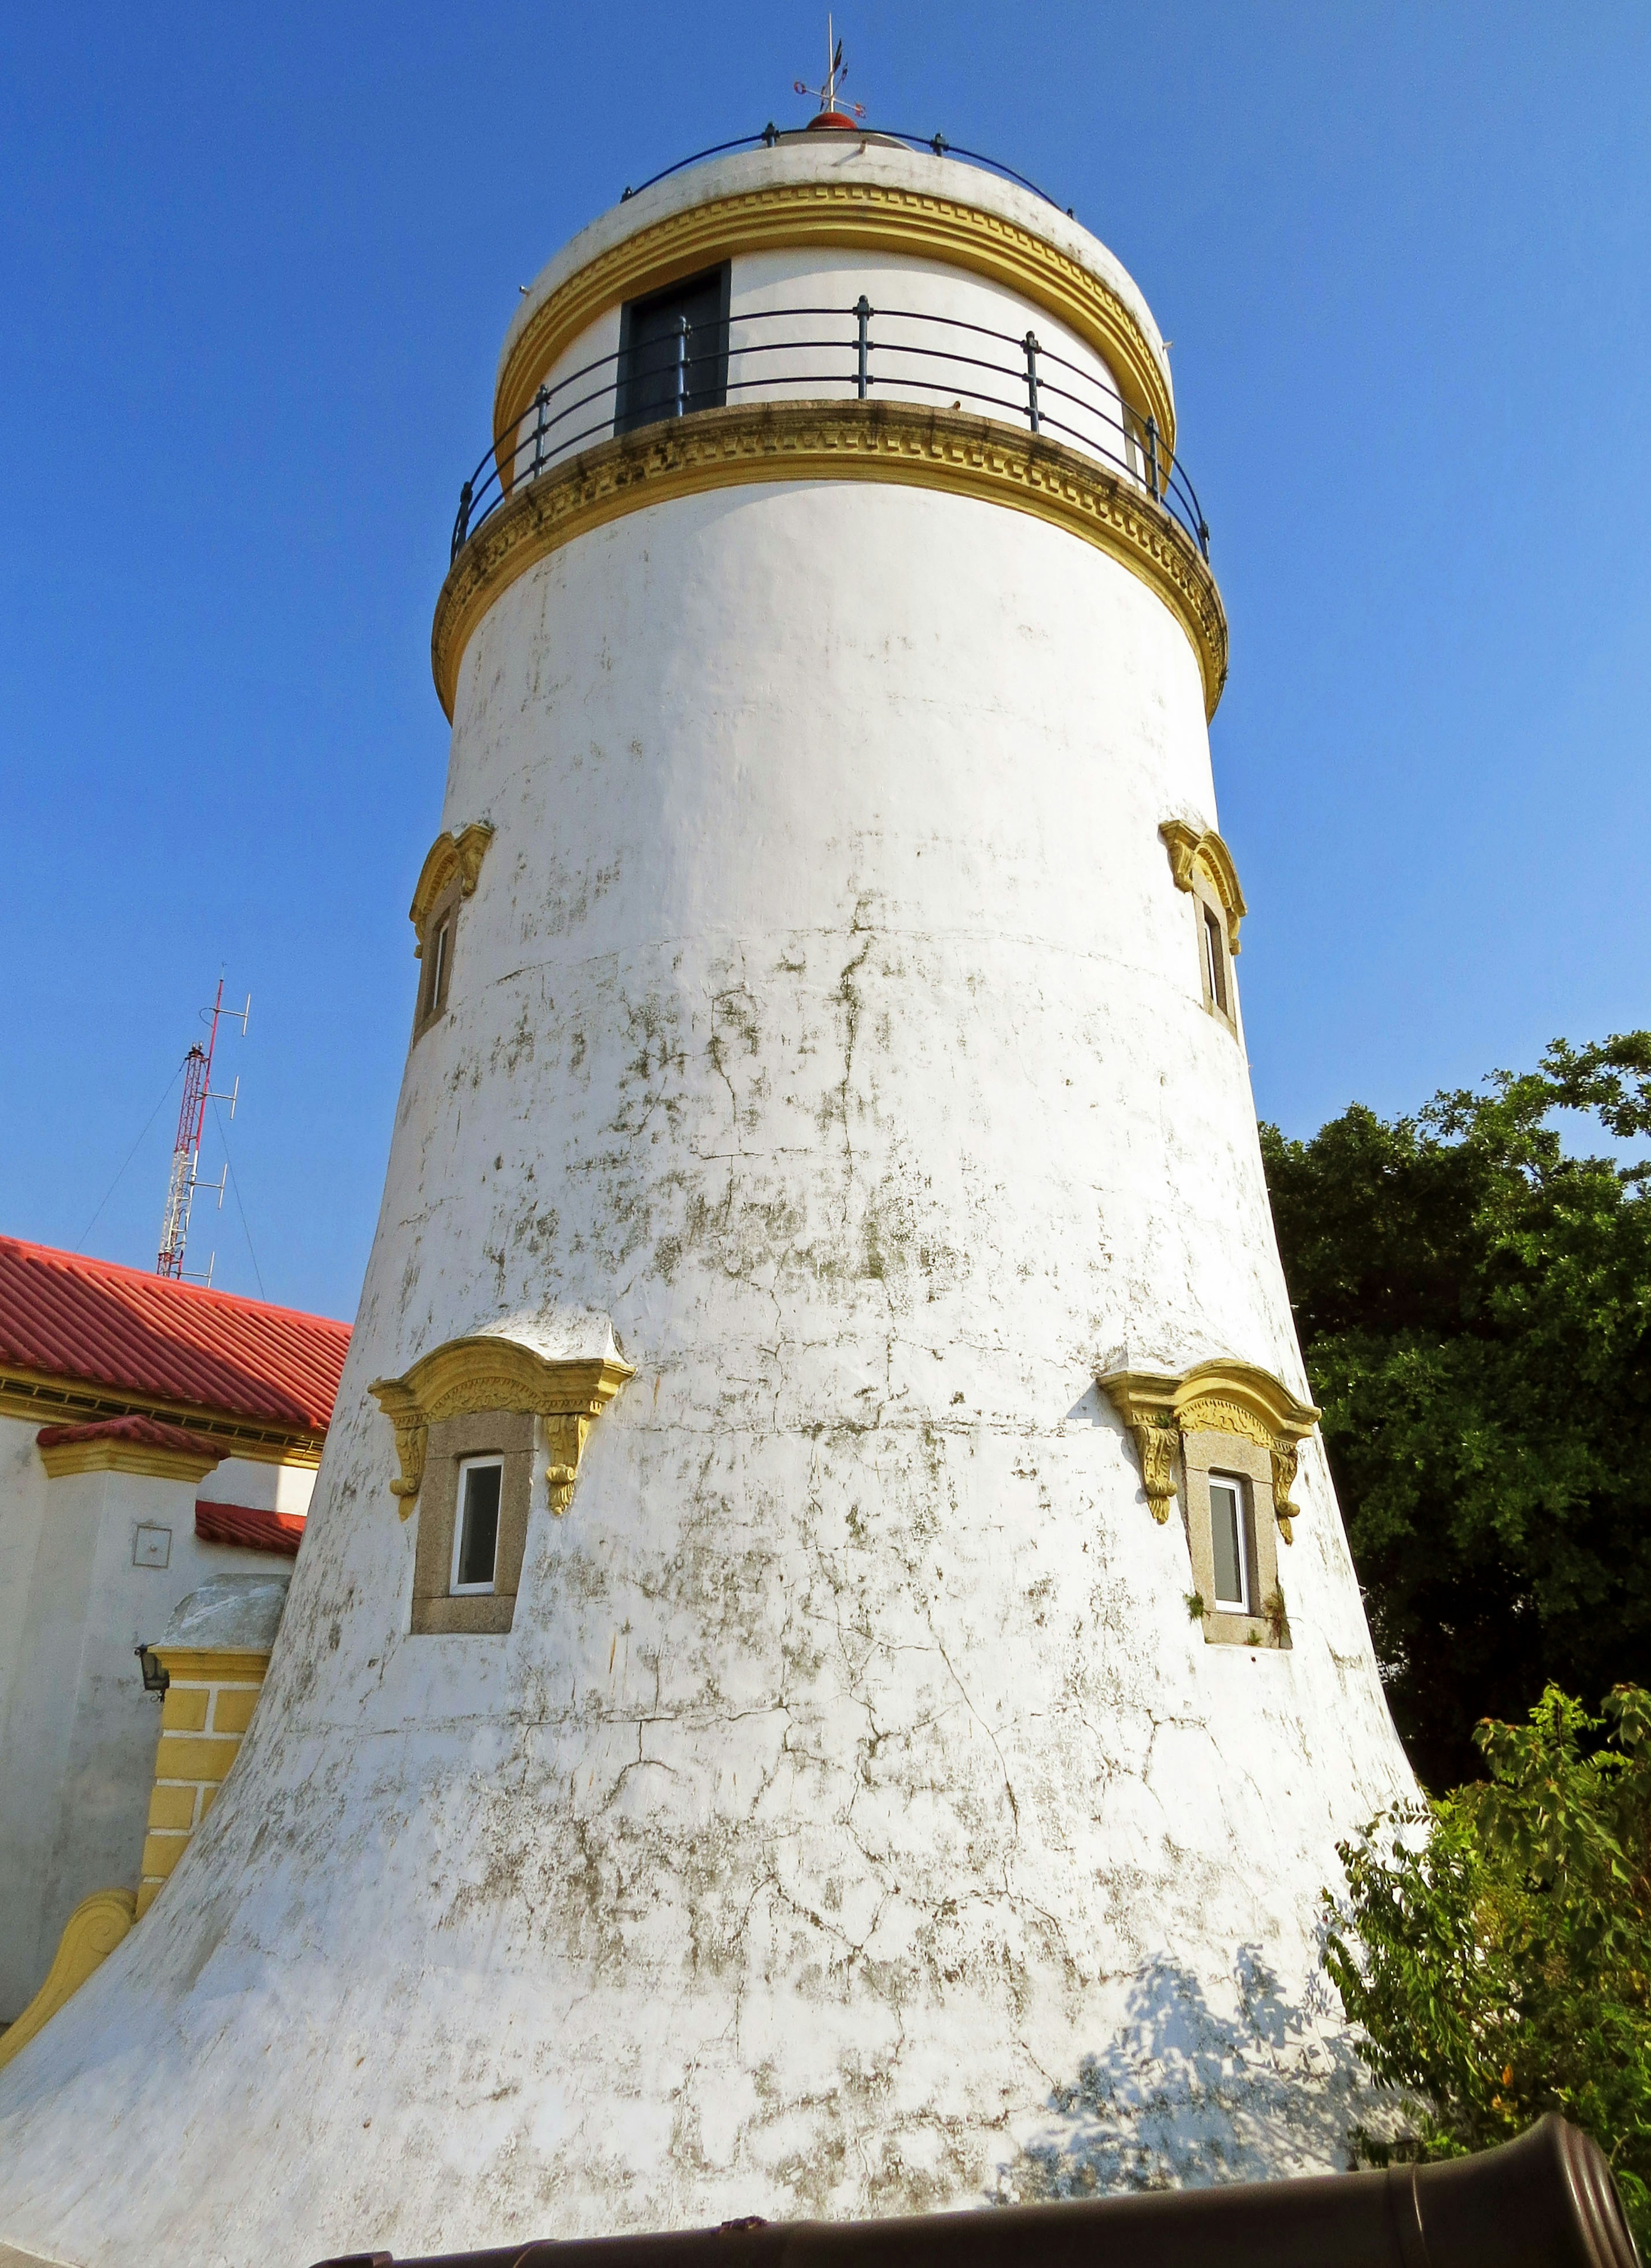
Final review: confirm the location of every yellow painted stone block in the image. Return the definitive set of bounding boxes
[211,1687,260,1735]
[141,1832,187,1880]
[160,1686,209,1731]
[135,1879,161,1919]
[147,1782,197,1831]
[155,1733,239,1784]
[199,1784,218,1818]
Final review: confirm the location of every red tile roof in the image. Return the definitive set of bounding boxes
[195,1501,306,1557]
[36,1415,224,1459]
[0,1236,349,1435]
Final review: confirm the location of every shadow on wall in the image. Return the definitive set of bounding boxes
[998,1949,1385,2200]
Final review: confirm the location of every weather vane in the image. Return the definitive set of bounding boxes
[795,16,865,119]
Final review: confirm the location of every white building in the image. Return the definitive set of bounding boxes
[0,123,1413,2265]
[0,1234,347,2017]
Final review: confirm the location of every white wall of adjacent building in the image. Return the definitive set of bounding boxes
[0,1411,310,2018]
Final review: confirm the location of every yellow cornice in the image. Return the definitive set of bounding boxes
[1099,1360,1320,1540]
[38,1435,223,1483]
[495,178,1175,474]
[152,1646,271,1683]
[370,1336,634,1518]
[409,821,494,956]
[1160,820,1246,954]
[0,1367,325,1469]
[434,400,1226,723]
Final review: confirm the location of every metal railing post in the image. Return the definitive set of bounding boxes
[531,386,549,478]
[451,481,473,561]
[855,296,871,400]
[1024,331,1040,434]
[1145,413,1160,501]
[675,315,689,418]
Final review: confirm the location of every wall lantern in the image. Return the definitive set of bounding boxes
[135,1643,169,1695]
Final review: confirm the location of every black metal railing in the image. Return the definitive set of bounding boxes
[618,123,1061,210]
[451,299,1209,565]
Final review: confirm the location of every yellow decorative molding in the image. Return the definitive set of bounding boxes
[409,822,495,958]
[0,1888,136,2072]
[0,1366,324,1467]
[435,401,1226,723]
[1159,820,1247,954]
[496,178,1175,478]
[152,1646,272,1685]
[37,1434,223,1483]
[1099,1360,1319,1542]
[369,1337,634,1519]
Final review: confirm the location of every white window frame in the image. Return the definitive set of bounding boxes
[450,1455,503,1596]
[1202,902,1229,1018]
[1208,1471,1252,1614]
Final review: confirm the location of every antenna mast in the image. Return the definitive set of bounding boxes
[156,978,249,1282]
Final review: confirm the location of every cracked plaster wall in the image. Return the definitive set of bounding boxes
[0,441,1413,2267]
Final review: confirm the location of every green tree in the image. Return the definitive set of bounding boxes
[1260,1035,1651,1788]
[1324,1684,1651,2247]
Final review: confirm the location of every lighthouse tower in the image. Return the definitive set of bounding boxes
[0,121,1413,2266]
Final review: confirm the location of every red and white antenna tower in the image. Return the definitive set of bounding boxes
[156,978,250,1282]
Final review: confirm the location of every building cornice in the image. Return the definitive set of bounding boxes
[0,1367,325,1468]
[434,401,1227,723]
[494,177,1176,473]
[38,1433,223,1484]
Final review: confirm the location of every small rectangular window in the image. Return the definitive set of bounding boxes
[451,1457,503,1594]
[1203,905,1228,1015]
[1209,1474,1251,1613]
[615,264,730,436]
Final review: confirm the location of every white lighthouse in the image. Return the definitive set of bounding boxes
[0,118,1413,2266]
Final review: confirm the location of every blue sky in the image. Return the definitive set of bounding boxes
[3,3,1648,1321]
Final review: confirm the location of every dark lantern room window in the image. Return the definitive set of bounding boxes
[615,264,731,436]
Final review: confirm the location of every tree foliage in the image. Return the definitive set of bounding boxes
[1325,1685,1651,2247]
[1260,1036,1651,1788]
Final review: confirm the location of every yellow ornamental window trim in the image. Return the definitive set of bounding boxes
[409,821,494,958]
[1098,1359,1320,1542]
[369,1334,633,1520]
[1159,819,1246,955]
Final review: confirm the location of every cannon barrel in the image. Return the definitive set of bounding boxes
[313,2114,1637,2268]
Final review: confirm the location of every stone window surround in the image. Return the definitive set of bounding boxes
[1159,818,1245,1039]
[408,821,494,1046]
[1181,1426,1286,1649]
[411,1412,534,1637]
[1099,1359,1319,1652]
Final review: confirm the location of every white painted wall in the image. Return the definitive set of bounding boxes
[196,1456,316,1517]
[0,154,1411,2268]
[0,1426,299,2018]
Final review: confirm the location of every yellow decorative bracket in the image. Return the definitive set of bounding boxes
[369,1335,633,1519]
[1099,1360,1319,1541]
[0,1888,136,2072]
[1159,820,1246,955]
[409,822,494,957]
